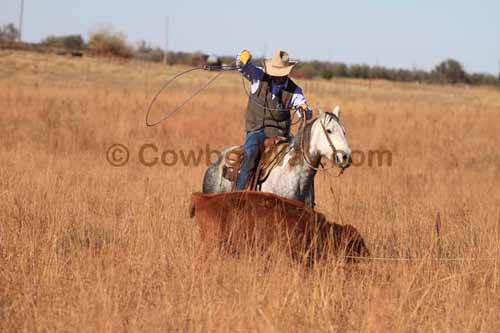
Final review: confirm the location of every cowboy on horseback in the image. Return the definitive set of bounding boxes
[235,49,312,190]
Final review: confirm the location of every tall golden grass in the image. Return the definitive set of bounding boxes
[1,51,500,331]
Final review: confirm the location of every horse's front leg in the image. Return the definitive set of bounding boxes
[304,180,315,208]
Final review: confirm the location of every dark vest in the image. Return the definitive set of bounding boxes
[245,74,298,137]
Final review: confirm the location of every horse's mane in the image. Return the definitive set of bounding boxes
[291,112,340,167]
[291,117,317,152]
[292,112,339,147]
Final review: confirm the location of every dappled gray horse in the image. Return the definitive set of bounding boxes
[202,106,351,207]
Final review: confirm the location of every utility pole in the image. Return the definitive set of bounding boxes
[18,0,24,41]
[163,16,170,65]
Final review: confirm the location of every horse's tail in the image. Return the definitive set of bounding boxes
[202,146,236,193]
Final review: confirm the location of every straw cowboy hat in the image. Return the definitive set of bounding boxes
[264,50,298,77]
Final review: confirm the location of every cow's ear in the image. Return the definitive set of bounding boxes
[333,105,341,118]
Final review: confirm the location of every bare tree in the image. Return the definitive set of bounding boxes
[0,23,20,42]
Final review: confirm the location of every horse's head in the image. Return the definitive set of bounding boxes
[313,106,352,169]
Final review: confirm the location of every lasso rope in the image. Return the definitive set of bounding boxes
[145,60,344,174]
[145,61,298,127]
[145,67,224,127]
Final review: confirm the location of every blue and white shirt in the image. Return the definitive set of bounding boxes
[238,61,312,119]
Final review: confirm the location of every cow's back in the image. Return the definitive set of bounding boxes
[190,191,369,261]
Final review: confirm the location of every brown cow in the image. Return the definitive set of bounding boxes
[190,191,369,263]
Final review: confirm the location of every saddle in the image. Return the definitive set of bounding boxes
[222,136,290,191]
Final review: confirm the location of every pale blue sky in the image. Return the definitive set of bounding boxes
[1,0,499,74]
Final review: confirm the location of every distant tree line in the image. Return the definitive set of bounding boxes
[41,34,85,50]
[1,22,498,87]
[292,58,499,86]
[140,49,500,87]
[139,52,500,87]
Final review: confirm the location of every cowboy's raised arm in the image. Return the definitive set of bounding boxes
[290,86,313,120]
[236,50,264,84]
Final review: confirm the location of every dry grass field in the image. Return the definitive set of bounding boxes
[1,50,500,332]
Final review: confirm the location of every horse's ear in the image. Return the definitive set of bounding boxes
[333,105,341,118]
[318,104,325,117]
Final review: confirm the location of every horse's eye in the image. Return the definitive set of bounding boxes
[326,129,333,134]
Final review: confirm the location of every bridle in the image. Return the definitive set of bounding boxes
[300,114,348,176]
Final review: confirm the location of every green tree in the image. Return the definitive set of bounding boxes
[331,62,349,77]
[321,69,334,80]
[42,34,85,50]
[432,59,466,84]
[349,64,370,79]
[294,63,317,79]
